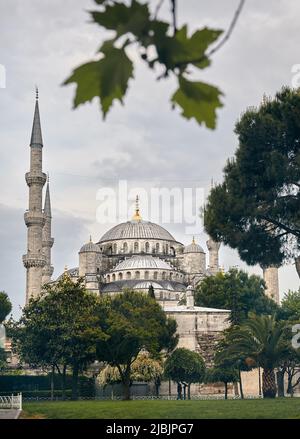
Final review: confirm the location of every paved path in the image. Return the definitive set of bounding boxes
[0,409,21,419]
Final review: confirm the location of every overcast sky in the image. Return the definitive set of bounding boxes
[0,0,299,317]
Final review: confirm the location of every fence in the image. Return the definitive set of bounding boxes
[0,393,22,410]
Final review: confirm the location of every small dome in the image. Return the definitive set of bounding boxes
[112,255,173,271]
[184,239,204,254]
[79,238,101,253]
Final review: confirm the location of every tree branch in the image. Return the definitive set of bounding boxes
[171,0,177,35]
[154,0,165,19]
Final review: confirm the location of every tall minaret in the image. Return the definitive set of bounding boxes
[23,89,47,303]
[206,238,220,275]
[42,176,54,285]
[263,266,280,304]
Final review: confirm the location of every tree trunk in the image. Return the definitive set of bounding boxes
[276,370,285,398]
[238,368,244,399]
[177,382,182,400]
[71,363,79,401]
[50,365,55,401]
[122,377,131,400]
[224,382,228,400]
[262,368,277,398]
[183,383,187,400]
[62,365,67,400]
[187,383,191,400]
[295,256,300,279]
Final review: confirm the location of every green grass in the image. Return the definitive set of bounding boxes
[22,398,300,419]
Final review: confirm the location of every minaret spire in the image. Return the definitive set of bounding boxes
[42,176,54,284]
[23,90,47,303]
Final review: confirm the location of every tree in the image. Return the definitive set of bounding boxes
[0,291,12,324]
[98,352,164,397]
[219,314,289,398]
[279,288,300,321]
[164,348,206,399]
[195,268,278,325]
[64,0,245,129]
[95,290,178,400]
[204,87,300,278]
[205,367,238,400]
[9,276,104,400]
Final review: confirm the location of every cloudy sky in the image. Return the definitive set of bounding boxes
[0,0,299,316]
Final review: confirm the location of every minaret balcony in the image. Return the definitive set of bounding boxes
[23,253,46,268]
[42,238,54,248]
[24,211,46,227]
[25,172,47,187]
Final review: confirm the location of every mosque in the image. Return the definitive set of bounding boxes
[22,92,280,375]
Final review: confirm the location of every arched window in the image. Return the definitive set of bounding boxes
[126,271,131,280]
[156,243,160,253]
[145,271,149,280]
[162,272,166,280]
[135,271,140,279]
[118,272,123,280]
[154,271,158,280]
[113,243,117,254]
[107,275,110,282]
[134,242,139,253]
[123,242,128,253]
[145,242,150,253]
[169,272,173,280]
[112,274,116,281]
[165,244,169,254]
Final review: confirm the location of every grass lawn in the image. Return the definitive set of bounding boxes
[21,398,300,419]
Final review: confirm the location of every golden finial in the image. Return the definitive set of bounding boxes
[132,195,142,221]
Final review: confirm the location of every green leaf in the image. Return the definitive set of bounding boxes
[63,46,134,118]
[99,46,134,117]
[90,0,150,38]
[63,61,101,108]
[171,77,223,129]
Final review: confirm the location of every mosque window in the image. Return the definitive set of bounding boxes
[162,272,166,280]
[126,271,131,280]
[145,242,150,253]
[135,271,140,279]
[145,271,149,280]
[166,244,169,254]
[113,243,117,254]
[119,273,123,280]
[112,274,116,281]
[123,242,128,253]
[169,273,173,280]
[156,243,160,253]
[134,242,139,252]
[154,271,158,280]
[107,275,110,282]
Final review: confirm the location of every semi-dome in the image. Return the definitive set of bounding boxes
[112,255,173,271]
[99,220,176,243]
[133,281,164,290]
[184,238,204,254]
[79,238,100,253]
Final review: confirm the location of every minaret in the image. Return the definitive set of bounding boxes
[23,89,47,303]
[206,238,220,275]
[263,266,280,304]
[42,175,54,284]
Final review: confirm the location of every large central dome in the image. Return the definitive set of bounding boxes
[98,219,176,243]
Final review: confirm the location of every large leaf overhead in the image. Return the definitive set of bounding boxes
[64,46,134,118]
[171,77,223,129]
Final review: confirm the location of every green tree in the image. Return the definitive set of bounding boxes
[279,289,300,321]
[9,276,104,400]
[195,268,278,324]
[164,347,206,399]
[64,0,245,128]
[219,314,289,398]
[95,290,178,400]
[0,291,12,324]
[204,87,300,278]
[205,367,238,400]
